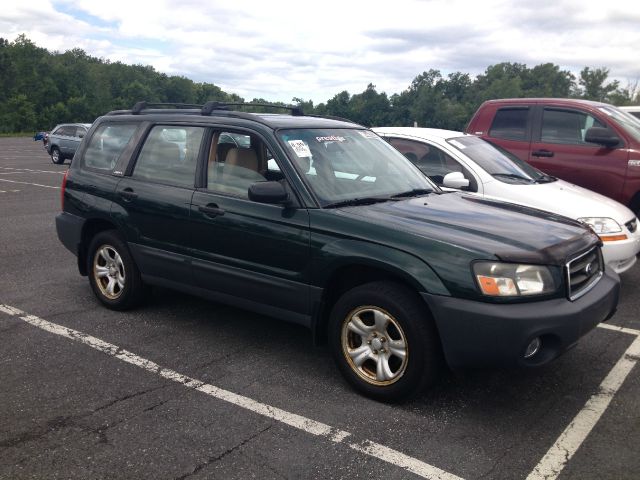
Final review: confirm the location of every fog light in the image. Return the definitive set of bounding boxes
[524,337,541,359]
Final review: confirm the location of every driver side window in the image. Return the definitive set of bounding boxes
[388,138,477,192]
[207,131,288,199]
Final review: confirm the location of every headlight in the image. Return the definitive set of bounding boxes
[473,262,556,297]
[578,217,622,234]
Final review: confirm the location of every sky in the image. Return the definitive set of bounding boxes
[2,0,639,104]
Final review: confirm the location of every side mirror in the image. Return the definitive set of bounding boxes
[584,127,620,148]
[248,181,290,205]
[78,133,84,138]
[443,171,470,189]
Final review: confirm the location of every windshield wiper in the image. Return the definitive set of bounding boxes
[535,173,557,183]
[390,188,434,199]
[323,197,391,209]
[492,173,535,183]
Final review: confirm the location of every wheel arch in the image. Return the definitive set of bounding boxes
[629,191,640,217]
[78,218,120,275]
[312,261,445,346]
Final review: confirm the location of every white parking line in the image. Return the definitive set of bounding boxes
[0,178,60,189]
[597,322,640,336]
[527,324,640,480]
[0,304,463,480]
[0,167,66,175]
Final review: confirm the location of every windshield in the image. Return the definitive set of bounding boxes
[597,106,640,143]
[447,136,548,184]
[278,129,436,206]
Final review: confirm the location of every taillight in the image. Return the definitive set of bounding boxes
[61,169,69,210]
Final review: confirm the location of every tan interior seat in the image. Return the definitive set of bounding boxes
[225,147,259,173]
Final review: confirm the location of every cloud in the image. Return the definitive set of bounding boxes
[2,0,640,103]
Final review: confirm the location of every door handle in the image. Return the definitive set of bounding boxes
[119,188,138,200]
[532,149,554,158]
[198,204,225,217]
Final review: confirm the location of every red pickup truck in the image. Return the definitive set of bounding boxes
[466,98,640,216]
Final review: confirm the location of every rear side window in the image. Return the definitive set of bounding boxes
[489,108,529,141]
[83,123,138,171]
[541,109,605,145]
[133,126,204,187]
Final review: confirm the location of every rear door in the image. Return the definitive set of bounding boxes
[481,106,534,162]
[528,106,629,202]
[112,124,205,283]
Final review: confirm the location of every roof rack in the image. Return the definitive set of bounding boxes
[131,101,202,114]
[201,101,304,116]
[105,101,358,127]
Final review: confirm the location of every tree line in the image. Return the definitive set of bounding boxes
[1,34,638,134]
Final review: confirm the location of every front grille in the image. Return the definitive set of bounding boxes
[566,247,603,301]
[625,218,637,233]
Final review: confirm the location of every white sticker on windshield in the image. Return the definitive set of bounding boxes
[288,140,312,157]
[448,139,466,150]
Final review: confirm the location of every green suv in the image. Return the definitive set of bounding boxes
[56,102,620,401]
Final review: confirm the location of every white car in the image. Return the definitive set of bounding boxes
[374,127,640,274]
[619,106,640,120]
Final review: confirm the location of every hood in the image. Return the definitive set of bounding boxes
[483,179,636,224]
[337,192,599,265]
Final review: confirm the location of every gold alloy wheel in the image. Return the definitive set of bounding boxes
[93,245,126,300]
[341,306,408,386]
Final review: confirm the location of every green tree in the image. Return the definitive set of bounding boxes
[324,91,352,119]
[576,67,619,101]
[0,94,37,132]
[523,63,575,97]
[348,84,391,127]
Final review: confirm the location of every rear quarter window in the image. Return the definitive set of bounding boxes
[489,108,530,141]
[82,123,138,171]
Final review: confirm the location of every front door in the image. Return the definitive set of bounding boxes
[528,107,629,203]
[189,129,312,320]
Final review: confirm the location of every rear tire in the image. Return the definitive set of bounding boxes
[87,230,144,310]
[51,147,64,164]
[329,281,441,402]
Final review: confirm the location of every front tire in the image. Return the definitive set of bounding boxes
[329,281,442,402]
[51,147,64,164]
[87,230,144,310]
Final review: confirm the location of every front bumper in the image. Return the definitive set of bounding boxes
[422,267,620,368]
[602,232,640,273]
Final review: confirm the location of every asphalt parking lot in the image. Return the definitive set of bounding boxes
[1,136,639,480]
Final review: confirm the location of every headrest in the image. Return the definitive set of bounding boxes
[226,148,258,171]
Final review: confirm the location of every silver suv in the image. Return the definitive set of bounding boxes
[46,123,92,164]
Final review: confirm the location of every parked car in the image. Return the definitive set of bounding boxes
[46,123,92,164]
[375,127,640,273]
[620,106,640,120]
[56,101,619,401]
[465,98,640,216]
